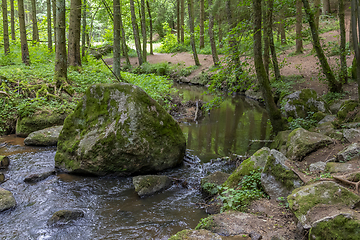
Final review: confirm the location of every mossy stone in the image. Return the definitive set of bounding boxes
[201,171,230,196]
[133,175,172,197]
[270,130,292,153]
[337,100,358,121]
[0,156,9,168]
[0,187,16,212]
[48,210,84,225]
[169,229,221,240]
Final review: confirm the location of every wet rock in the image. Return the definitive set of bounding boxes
[55,83,186,175]
[343,128,360,143]
[336,143,360,162]
[286,128,333,161]
[133,175,172,197]
[0,156,9,168]
[309,162,326,172]
[0,187,16,212]
[318,115,336,125]
[16,110,69,137]
[48,210,84,226]
[201,171,230,196]
[261,150,303,200]
[0,173,4,183]
[169,229,222,240]
[287,181,360,230]
[224,147,270,188]
[24,126,63,146]
[271,130,292,155]
[24,171,56,183]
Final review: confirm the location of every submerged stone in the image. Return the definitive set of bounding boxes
[55,83,186,175]
[0,156,9,169]
[24,126,62,146]
[0,187,16,212]
[24,171,56,183]
[133,175,172,197]
[48,210,84,226]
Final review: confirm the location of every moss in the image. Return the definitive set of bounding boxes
[271,130,291,150]
[309,215,360,240]
[337,100,358,121]
[312,111,326,122]
[223,158,256,188]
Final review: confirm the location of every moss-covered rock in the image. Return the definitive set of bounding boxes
[223,147,270,188]
[169,229,222,240]
[55,83,186,175]
[287,181,360,229]
[47,209,84,226]
[261,149,303,200]
[309,122,343,140]
[270,130,292,154]
[24,126,62,146]
[337,100,358,122]
[0,187,16,212]
[133,175,172,197]
[325,162,359,173]
[312,112,327,122]
[286,128,333,161]
[336,143,360,162]
[16,109,69,137]
[343,128,360,143]
[282,89,326,119]
[0,155,9,168]
[201,171,230,196]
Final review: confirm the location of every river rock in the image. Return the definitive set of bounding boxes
[336,143,360,162]
[286,128,333,161]
[282,89,326,119]
[287,181,360,230]
[0,187,16,212]
[169,229,222,240]
[133,175,172,197]
[261,149,303,200]
[0,173,4,183]
[24,126,63,146]
[343,128,360,143]
[0,156,9,169]
[16,109,69,137]
[245,88,263,102]
[224,147,270,188]
[24,171,56,183]
[201,171,230,196]
[48,209,84,226]
[55,83,186,175]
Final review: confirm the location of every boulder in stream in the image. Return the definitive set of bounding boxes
[24,170,56,183]
[0,187,16,212]
[48,209,85,226]
[0,156,9,168]
[24,126,62,146]
[133,175,172,197]
[55,83,186,175]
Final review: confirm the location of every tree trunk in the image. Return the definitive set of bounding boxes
[322,0,331,15]
[82,0,87,57]
[350,10,354,51]
[199,0,205,49]
[263,1,271,76]
[130,0,143,65]
[177,0,180,43]
[68,0,82,68]
[146,0,153,55]
[295,0,303,53]
[303,0,342,92]
[180,0,185,44]
[52,0,56,51]
[314,0,321,29]
[113,0,121,79]
[226,0,240,68]
[55,0,67,86]
[31,0,39,42]
[279,8,286,45]
[47,0,52,51]
[218,14,223,48]
[10,0,15,40]
[339,0,347,83]
[18,0,30,65]
[187,0,200,66]
[268,0,281,81]
[141,0,147,62]
[253,0,286,134]
[351,0,360,101]
[208,0,219,66]
[2,0,10,55]
[120,0,131,66]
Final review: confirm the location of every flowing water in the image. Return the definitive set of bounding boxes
[0,85,270,240]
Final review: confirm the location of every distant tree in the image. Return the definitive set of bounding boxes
[146,0,154,55]
[55,0,67,87]
[120,0,131,66]
[295,0,303,54]
[82,0,87,57]
[199,0,205,49]
[68,0,82,68]
[47,0,53,51]
[351,0,360,100]
[130,0,143,65]
[141,0,147,62]
[113,0,122,78]
[180,0,185,43]
[10,0,15,40]
[187,0,200,66]
[208,0,219,66]
[2,0,10,55]
[18,0,30,65]
[31,0,39,42]
[339,0,347,83]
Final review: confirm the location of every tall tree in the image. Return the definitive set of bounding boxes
[322,0,331,15]
[55,0,67,87]
[268,0,281,81]
[146,0,153,55]
[295,0,303,54]
[302,0,342,92]
[82,0,87,57]
[338,0,347,83]
[2,0,10,55]
[351,0,360,100]
[314,0,320,29]
[253,0,286,133]
[31,0,39,42]
[199,0,205,49]
[52,0,57,51]
[279,7,286,45]
[10,0,15,40]
[130,0,143,65]
[120,0,131,66]
[177,0,180,43]
[208,0,219,66]
[18,0,30,65]
[47,0,53,51]
[68,0,82,67]
[113,0,121,79]
[180,0,185,43]
[141,0,147,62]
[187,0,200,66]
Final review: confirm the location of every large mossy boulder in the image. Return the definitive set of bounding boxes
[16,110,69,137]
[337,100,358,122]
[270,130,292,154]
[0,187,16,212]
[281,89,326,119]
[286,128,333,161]
[133,175,172,197]
[223,147,270,188]
[24,126,62,146]
[55,83,186,175]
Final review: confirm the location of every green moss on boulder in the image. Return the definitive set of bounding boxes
[0,187,16,212]
[271,130,292,154]
[24,126,62,146]
[337,100,358,121]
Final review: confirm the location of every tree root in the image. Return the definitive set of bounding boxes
[333,173,360,193]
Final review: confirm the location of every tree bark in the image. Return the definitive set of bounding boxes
[2,0,10,55]
[120,0,131,66]
[146,0,153,55]
[177,0,180,43]
[55,0,67,86]
[253,0,286,134]
[322,0,331,15]
[199,0,205,49]
[130,0,143,65]
[295,0,303,53]
[339,0,347,83]
[314,0,321,29]
[52,0,56,51]
[31,0,39,42]
[208,0,219,66]
[351,0,360,101]
[180,0,185,44]
[303,0,342,92]
[279,8,286,45]
[18,0,30,65]
[113,0,122,79]
[141,0,147,62]
[263,1,271,76]
[47,0,52,51]
[187,0,200,66]
[268,0,281,81]
[82,0,87,57]
[10,0,15,40]
[226,0,240,69]
[68,0,82,67]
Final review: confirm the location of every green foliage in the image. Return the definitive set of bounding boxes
[321,91,346,104]
[195,216,215,230]
[271,75,304,100]
[202,182,220,196]
[287,112,317,130]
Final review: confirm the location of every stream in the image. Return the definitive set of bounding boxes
[0,85,270,240]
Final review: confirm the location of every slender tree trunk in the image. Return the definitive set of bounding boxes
[263,1,271,76]
[130,0,143,65]
[314,0,321,29]
[303,0,342,92]
[350,10,354,51]
[18,0,30,65]
[55,0,67,86]
[322,0,331,15]
[279,8,286,45]
[146,0,153,55]
[141,0,147,62]
[10,0,15,40]
[52,0,56,51]
[268,0,281,81]
[253,0,286,134]
[226,0,240,68]
[177,0,180,43]
[218,14,223,48]
[31,0,39,42]
[82,0,87,57]
[199,0,205,49]
[120,0,130,66]
[47,0,52,51]
[295,0,303,53]
[2,0,10,55]
[351,0,360,100]
[208,0,219,66]
[187,0,200,66]
[113,0,122,79]
[68,0,82,67]
[339,0,347,83]
[180,0,185,44]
